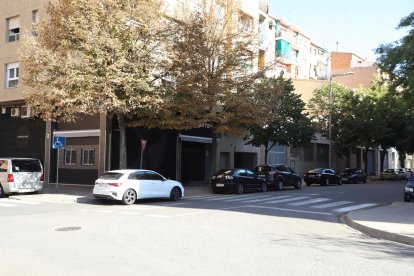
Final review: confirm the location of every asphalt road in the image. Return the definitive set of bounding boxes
[0,180,412,276]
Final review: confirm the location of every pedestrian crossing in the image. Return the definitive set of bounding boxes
[188,193,378,214]
[0,199,42,208]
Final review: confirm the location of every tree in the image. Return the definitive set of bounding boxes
[244,75,314,164]
[138,0,267,174]
[21,0,168,169]
[376,11,414,103]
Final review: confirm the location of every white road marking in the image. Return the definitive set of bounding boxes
[265,196,309,204]
[333,203,377,213]
[0,203,17,207]
[225,194,276,202]
[288,198,331,206]
[207,193,260,201]
[311,201,352,209]
[243,195,291,203]
[9,200,41,205]
[238,205,332,216]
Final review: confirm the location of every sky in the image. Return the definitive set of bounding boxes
[268,0,412,61]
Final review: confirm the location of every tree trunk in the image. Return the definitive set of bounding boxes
[380,148,387,173]
[363,147,369,174]
[264,145,269,165]
[117,113,127,169]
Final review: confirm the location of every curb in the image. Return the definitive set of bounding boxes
[343,213,414,246]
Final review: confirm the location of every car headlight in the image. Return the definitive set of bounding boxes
[405,187,414,192]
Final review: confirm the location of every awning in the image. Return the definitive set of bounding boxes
[179,134,219,144]
[53,129,100,138]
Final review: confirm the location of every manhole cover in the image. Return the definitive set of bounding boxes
[55,226,82,232]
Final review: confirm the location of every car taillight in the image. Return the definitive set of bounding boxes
[7,174,14,182]
[39,173,44,181]
[304,173,308,177]
[108,183,122,187]
[316,174,321,177]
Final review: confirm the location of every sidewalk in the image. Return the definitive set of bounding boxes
[8,184,414,246]
[343,202,414,246]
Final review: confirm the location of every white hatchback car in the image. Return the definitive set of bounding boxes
[93,170,184,205]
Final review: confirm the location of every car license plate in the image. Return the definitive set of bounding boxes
[216,183,224,187]
[308,174,315,177]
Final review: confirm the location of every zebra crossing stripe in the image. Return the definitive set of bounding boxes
[333,203,377,213]
[244,195,292,203]
[265,196,309,204]
[225,194,277,202]
[288,198,331,206]
[207,193,260,201]
[0,203,17,207]
[311,201,352,209]
[9,200,41,205]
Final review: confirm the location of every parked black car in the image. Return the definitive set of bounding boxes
[211,168,267,194]
[254,164,302,191]
[340,168,367,184]
[404,176,414,202]
[304,168,342,186]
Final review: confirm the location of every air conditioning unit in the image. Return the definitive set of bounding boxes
[1,107,6,114]
[20,106,32,119]
[10,107,20,117]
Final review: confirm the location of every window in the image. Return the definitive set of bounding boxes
[65,149,77,165]
[82,148,95,165]
[6,63,19,88]
[7,16,20,42]
[128,171,146,180]
[145,171,164,181]
[32,10,39,35]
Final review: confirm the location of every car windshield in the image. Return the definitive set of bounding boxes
[309,168,324,173]
[254,166,271,173]
[215,169,234,176]
[12,159,42,172]
[99,172,123,180]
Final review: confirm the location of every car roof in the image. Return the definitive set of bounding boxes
[105,169,156,174]
[0,157,40,160]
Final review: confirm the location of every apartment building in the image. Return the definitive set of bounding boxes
[0,0,272,185]
[0,0,48,175]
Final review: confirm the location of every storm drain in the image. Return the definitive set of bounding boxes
[55,226,82,232]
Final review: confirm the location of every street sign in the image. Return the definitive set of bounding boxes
[52,136,66,149]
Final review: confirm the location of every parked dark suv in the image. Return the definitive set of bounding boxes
[341,168,367,184]
[254,164,302,191]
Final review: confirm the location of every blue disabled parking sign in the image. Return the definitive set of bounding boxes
[52,136,66,149]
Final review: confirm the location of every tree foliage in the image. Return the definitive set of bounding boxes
[21,0,168,168]
[245,75,314,164]
[376,11,414,102]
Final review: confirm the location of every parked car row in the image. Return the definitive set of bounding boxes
[380,168,411,180]
[210,165,371,194]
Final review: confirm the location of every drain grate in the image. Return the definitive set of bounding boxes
[55,226,82,232]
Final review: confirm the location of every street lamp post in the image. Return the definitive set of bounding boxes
[328,71,354,169]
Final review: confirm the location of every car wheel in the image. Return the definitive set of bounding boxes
[170,187,182,201]
[338,178,342,185]
[404,196,410,202]
[305,182,311,186]
[362,178,367,183]
[236,184,244,194]
[323,178,329,186]
[275,179,284,191]
[122,189,137,205]
[0,184,5,198]
[260,182,267,192]
[295,179,302,189]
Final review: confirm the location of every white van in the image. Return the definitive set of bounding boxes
[0,158,44,197]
